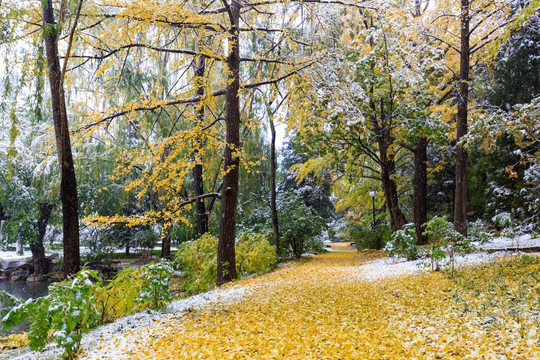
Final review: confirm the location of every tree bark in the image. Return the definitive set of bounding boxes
[160,230,171,258]
[374,113,407,231]
[380,159,407,231]
[454,0,470,236]
[269,116,280,256]
[414,137,428,245]
[30,203,54,276]
[217,0,240,286]
[42,0,81,277]
[0,204,4,245]
[193,54,209,236]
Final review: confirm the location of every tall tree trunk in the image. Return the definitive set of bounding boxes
[414,137,428,245]
[454,0,470,236]
[375,116,407,231]
[42,0,80,277]
[160,229,171,258]
[380,160,407,230]
[30,203,54,276]
[217,0,240,286]
[0,204,4,245]
[269,117,280,256]
[193,54,209,236]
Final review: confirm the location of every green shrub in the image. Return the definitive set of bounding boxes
[236,233,276,276]
[492,212,512,230]
[385,223,418,260]
[1,270,101,359]
[279,193,327,259]
[175,233,219,295]
[176,232,277,295]
[423,216,473,276]
[93,267,146,324]
[137,260,175,310]
[348,224,391,250]
[468,219,493,244]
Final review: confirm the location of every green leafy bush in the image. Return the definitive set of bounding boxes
[423,216,473,275]
[175,233,219,295]
[350,224,392,250]
[279,192,327,259]
[236,233,276,276]
[384,223,418,260]
[1,270,101,359]
[93,267,146,324]
[492,211,512,230]
[468,219,493,244]
[176,232,276,295]
[137,260,175,310]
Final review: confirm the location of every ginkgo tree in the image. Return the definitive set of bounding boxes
[71,0,358,284]
[287,0,446,238]
[420,0,537,235]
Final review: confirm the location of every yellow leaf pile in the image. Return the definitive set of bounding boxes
[88,251,540,359]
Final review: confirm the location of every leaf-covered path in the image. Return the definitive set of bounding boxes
[80,250,540,359]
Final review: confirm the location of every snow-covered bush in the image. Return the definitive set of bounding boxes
[492,212,512,230]
[423,216,473,275]
[1,270,101,359]
[385,223,418,260]
[137,260,175,310]
[278,192,328,259]
[468,219,493,244]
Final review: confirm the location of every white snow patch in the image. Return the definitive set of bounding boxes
[357,256,422,281]
[0,250,32,261]
[475,233,538,250]
[167,284,251,313]
[356,235,540,282]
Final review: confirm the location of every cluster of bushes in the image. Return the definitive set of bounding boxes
[175,232,276,295]
[239,191,329,259]
[384,216,495,276]
[0,259,176,359]
[343,224,393,251]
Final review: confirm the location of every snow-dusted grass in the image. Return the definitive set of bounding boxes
[475,233,539,250]
[357,234,540,281]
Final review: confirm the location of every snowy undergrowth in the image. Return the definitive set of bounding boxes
[2,282,254,360]
[357,234,540,281]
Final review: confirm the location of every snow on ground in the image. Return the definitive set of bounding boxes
[0,250,32,261]
[357,234,540,282]
[2,281,254,360]
[356,251,508,282]
[475,233,539,250]
[3,235,540,359]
